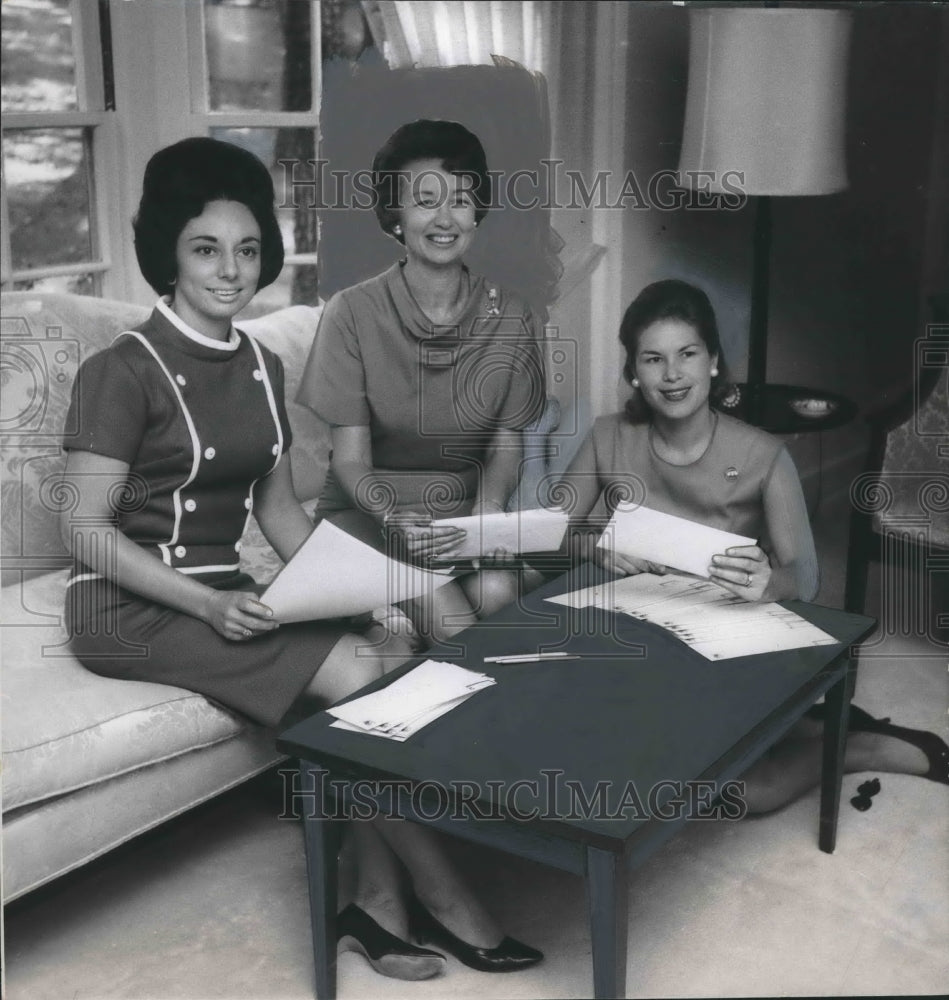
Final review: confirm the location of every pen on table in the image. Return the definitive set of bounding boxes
[483,652,581,664]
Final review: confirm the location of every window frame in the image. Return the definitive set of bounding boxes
[0,0,125,298]
[182,0,322,276]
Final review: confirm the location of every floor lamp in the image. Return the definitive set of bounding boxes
[677,6,854,431]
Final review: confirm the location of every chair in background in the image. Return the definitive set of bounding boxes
[845,298,949,651]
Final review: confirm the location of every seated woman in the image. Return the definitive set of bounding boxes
[559,279,948,811]
[298,119,546,642]
[62,136,541,981]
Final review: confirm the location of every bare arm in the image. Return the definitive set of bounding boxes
[251,453,315,562]
[60,450,277,639]
[709,449,819,602]
[471,426,522,513]
[329,425,463,559]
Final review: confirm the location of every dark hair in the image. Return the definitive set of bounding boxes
[618,279,733,422]
[133,137,284,297]
[372,119,490,241]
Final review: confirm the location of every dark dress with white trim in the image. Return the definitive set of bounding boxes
[63,300,350,727]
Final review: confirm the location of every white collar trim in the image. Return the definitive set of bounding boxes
[157,297,240,351]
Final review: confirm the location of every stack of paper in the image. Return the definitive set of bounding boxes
[327,660,495,741]
[547,574,837,660]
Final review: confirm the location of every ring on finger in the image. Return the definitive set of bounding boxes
[744,571,752,587]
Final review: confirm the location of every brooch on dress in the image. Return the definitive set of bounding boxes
[485,286,501,316]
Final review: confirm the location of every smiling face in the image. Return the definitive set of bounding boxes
[633,318,718,422]
[396,159,478,269]
[172,199,261,339]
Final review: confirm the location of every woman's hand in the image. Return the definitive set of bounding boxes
[203,590,280,641]
[384,510,466,562]
[594,546,667,577]
[709,545,772,601]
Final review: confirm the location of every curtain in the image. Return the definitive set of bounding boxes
[365,1,549,73]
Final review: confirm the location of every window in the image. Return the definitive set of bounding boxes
[1,0,384,307]
[1,0,121,297]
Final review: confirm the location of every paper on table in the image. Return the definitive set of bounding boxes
[545,572,837,660]
[432,507,568,559]
[597,504,755,579]
[260,521,455,623]
[327,660,495,741]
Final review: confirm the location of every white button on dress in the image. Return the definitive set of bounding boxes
[244,497,253,510]
[204,447,216,460]
[253,369,263,381]
[184,499,197,512]
[174,545,187,558]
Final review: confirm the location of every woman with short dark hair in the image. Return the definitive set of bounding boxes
[560,278,948,809]
[299,119,547,644]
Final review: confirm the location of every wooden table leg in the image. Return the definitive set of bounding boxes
[586,845,628,999]
[818,665,855,853]
[299,760,344,1000]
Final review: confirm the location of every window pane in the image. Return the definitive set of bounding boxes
[12,272,97,296]
[3,128,93,270]
[1,0,78,112]
[204,0,312,112]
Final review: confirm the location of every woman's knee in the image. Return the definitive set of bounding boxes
[308,632,386,705]
[478,570,519,615]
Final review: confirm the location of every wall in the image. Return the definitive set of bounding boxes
[597,3,948,498]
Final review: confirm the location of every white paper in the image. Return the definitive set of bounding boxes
[260,521,455,623]
[327,659,495,741]
[545,572,837,660]
[432,507,568,559]
[597,504,755,579]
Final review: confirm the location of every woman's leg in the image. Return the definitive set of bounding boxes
[301,634,514,945]
[403,580,479,643]
[459,568,519,620]
[741,722,931,814]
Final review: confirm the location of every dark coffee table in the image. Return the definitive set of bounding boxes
[278,568,875,998]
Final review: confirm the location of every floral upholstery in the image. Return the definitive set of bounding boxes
[850,330,949,550]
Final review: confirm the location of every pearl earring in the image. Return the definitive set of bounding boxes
[392,224,402,236]
[631,378,640,388]
[711,367,719,377]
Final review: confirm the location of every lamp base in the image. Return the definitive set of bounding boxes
[719,383,857,434]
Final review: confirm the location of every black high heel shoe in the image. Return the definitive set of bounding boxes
[337,903,446,981]
[407,895,543,973]
[806,702,949,785]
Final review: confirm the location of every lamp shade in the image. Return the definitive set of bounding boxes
[678,7,851,195]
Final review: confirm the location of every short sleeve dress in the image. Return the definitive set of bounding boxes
[570,411,794,553]
[297,262,545,545]
[63,299,351,727]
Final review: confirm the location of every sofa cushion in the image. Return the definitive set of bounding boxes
[1,570,253,811]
